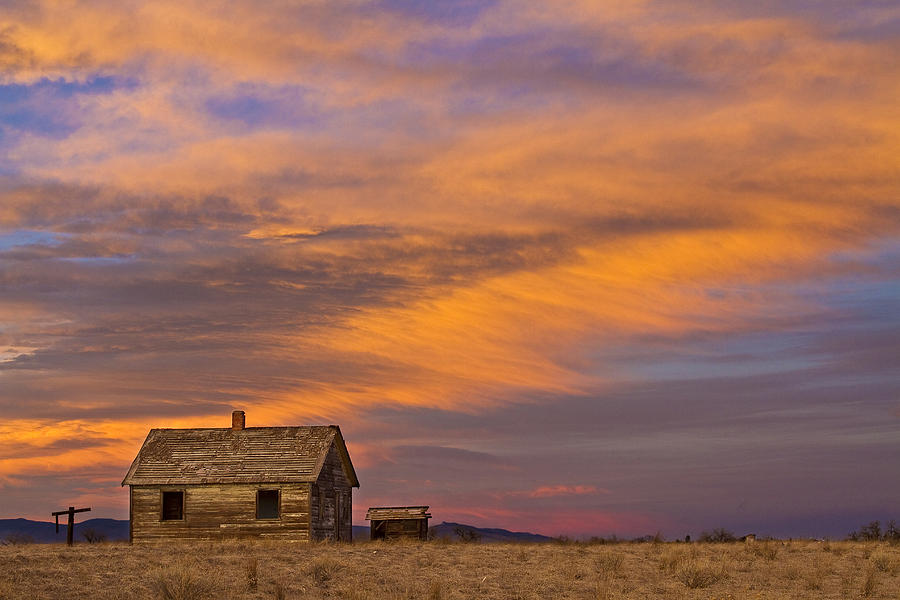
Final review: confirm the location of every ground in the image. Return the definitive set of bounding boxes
[1,540,898,599]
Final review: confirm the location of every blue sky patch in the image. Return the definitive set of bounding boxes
[0,229,63,250]
[205,83,319,129]
[0,76,132,138]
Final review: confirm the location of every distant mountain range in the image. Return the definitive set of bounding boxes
[429,521,554,543]
[0,518,129,543]
[352,521,553,543]
[3,518,551,544]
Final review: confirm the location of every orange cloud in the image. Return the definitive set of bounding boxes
[1,0,898,532]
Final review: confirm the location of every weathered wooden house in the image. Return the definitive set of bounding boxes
[366,506,431,540]
[121,411,359,543]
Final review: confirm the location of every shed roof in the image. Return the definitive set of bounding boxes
[366,506,431,520]
[122,425,359,487]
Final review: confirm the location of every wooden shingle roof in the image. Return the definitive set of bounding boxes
[366,506,431,520]
[122,425,359,487]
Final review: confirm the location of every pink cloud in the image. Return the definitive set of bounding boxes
[527,485,607,498]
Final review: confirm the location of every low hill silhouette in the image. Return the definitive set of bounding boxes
[352,521,553,543]
[4,518,549,544]
[0,518,128,543]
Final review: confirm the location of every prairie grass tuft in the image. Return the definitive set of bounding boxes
[427,579,442,600]
[309,556,343,585]
[594,577,612,600]
[151,564,214,600]
[246,557,258,591]
[801,570,822,591]
[674,558,727,589]
[272,581,286,600]
[870,548,898,574]
[595,551,624,575]
[861,564,878,597]
[747,541,778,560]
[659,548,689,572]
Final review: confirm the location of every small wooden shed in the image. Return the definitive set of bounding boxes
[366,506,431,540]
[122,410,359,543]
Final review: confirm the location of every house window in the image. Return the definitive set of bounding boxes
[256,489,280,519]
[161,491,184,521]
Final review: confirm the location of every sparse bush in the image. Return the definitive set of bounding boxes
[427,579,442,600]
[870,549,898,574]
[454,526,481,543]
[81,528,106,544]
[151,565,214,600]
[885,519,900,543]
[849,521,883,542]
[847,519,900,542]
[698,528,736,543]
[1,533,35,545]
[583,535,622,545]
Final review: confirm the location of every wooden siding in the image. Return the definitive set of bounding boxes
[310,443,353,541]
[130,483,311,542]
[371,518,429,540]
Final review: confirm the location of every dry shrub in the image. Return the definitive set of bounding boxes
[1,533,34,545]
[309,556,343,585]
[595,551,623,575]
[870,548,898,574]
[81,528,107,544]
[674,558,727,589]
[801,570,822,591]
[747,541,778,560]
[247,557,259,591]
[659,548,689,572]
[151,564,214,600]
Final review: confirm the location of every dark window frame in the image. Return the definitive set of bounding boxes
[160,490,185,521]
[256,488,281,520]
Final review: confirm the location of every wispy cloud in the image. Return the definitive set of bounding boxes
[0,0,897,537]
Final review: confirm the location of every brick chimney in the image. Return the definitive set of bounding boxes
[232,410,245,430]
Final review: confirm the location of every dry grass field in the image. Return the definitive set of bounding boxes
[1,539,899,600]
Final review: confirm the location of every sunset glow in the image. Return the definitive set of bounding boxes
[1,0,898,538]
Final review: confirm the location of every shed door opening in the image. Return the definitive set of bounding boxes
[161,491,184,521]
[257,489,280,519]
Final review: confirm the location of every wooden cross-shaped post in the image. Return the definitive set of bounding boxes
[51,506,91,546]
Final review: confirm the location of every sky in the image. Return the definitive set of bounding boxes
[0,1,898,540]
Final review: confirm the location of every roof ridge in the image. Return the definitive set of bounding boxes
[122,425,355,486]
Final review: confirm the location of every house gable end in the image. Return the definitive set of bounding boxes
[121,429,156,486]
[309,426,359,488]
